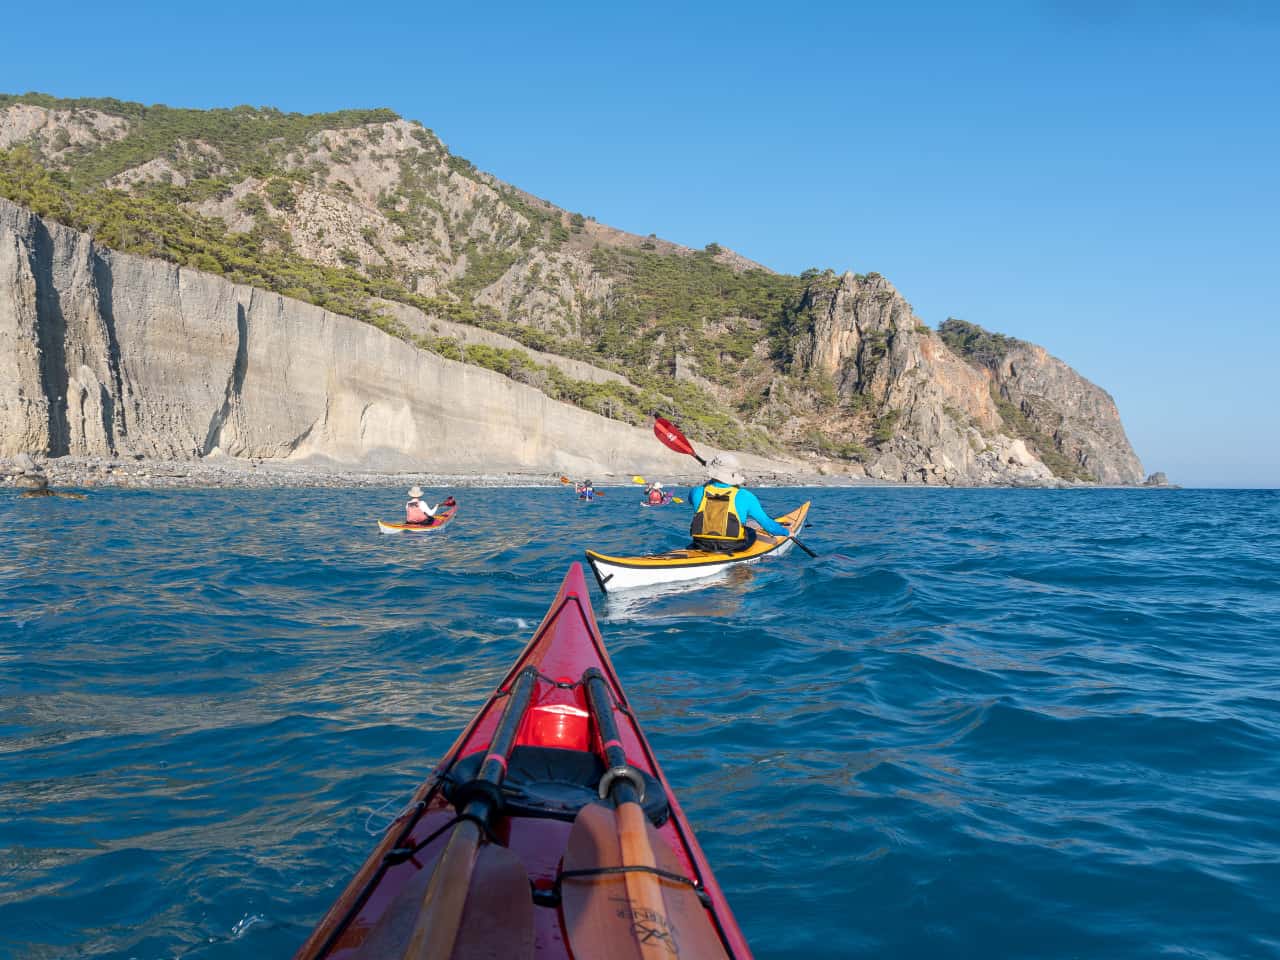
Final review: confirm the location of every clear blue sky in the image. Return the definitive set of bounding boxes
[4,1,1277,486]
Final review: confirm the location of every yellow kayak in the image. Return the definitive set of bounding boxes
[376,505,458,534]
[585,501,810,593]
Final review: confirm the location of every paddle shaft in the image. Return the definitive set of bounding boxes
[789,535,818,558]
[583,670,634,801]
[468,665,538,816]
[402,667,538,959]
[583,671,668,950]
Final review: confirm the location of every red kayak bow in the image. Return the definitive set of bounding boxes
[295,563,751,959]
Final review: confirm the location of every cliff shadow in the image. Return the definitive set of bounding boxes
[202,301,249,455]
[92,249,125,451]
[30,217,70,456]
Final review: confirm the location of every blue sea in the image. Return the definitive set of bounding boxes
[2,487,1278,959]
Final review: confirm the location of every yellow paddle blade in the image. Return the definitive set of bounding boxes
[631,476,646,484]
[671,497,684,504]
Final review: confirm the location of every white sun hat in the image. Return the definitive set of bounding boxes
[705,454,745,486]
[408,486,424,498]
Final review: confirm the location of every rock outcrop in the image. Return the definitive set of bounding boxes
[0,198,755,475]
[938,318,1144,484]
[789,273,1079,484]
[990,342,1144,484]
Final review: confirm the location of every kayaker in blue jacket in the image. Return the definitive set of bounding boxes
[688,455,790,552]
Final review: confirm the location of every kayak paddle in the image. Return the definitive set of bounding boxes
[653,415,707,467]
[561,669,729,959]
[369,668,538,960]
[777,519,818,558]
[653,415,818,558]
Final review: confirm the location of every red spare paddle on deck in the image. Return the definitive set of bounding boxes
[561,669,730,960]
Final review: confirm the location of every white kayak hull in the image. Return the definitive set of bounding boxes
[584,502,810,594]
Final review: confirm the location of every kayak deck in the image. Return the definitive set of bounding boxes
[294,563,750,959]
[376,506,457,533]
[585,501,810,593]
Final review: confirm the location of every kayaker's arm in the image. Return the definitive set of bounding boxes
[736,489,791,537]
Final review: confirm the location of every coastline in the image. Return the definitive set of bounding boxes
[0,455,1175,491]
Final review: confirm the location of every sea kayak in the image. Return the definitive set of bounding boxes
[295,563,750,959]
[376,506,457,534]
[585,501,810,593]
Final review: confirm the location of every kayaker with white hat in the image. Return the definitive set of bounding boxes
[405,486,439,525]
[688,454,789,551]
[645,480,670,505]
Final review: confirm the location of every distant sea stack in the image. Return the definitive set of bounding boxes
[0,94,1146,484]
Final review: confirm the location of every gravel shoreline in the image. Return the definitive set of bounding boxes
[0,455,867,491]
[2,455,1172,492]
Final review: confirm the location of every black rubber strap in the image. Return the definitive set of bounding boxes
[557,865,712,907]
[381,806,505,867]
[491,669,581,698]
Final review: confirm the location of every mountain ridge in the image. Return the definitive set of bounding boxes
[0,92,1147,484]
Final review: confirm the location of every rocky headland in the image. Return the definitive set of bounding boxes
[0,94,1158,487]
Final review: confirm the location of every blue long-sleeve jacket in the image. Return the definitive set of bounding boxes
[688,483,791,537]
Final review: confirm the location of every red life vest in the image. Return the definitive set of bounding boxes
[648,488,664,504]
[406,499,431,524]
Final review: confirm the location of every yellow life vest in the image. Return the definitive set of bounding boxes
[689,485,745,542]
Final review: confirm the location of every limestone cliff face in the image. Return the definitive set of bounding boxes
[789,273,1142,484]
[0,198,723,475]
[937,318,1144,484]
[991,343,1144,484]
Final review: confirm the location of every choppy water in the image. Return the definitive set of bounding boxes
[2,487,1279,959]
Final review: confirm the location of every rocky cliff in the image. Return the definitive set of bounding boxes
[938,318,1144,484]
[0,94,1148,484]
[0,198,740,475]
[780,272,1087,484]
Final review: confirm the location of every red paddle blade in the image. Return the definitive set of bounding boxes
[653,416,696,457]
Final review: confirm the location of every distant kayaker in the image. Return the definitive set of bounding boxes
[646,482,670,505]
[577,480,596,501]
[688,455,790,551]
[405,486,439,525]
